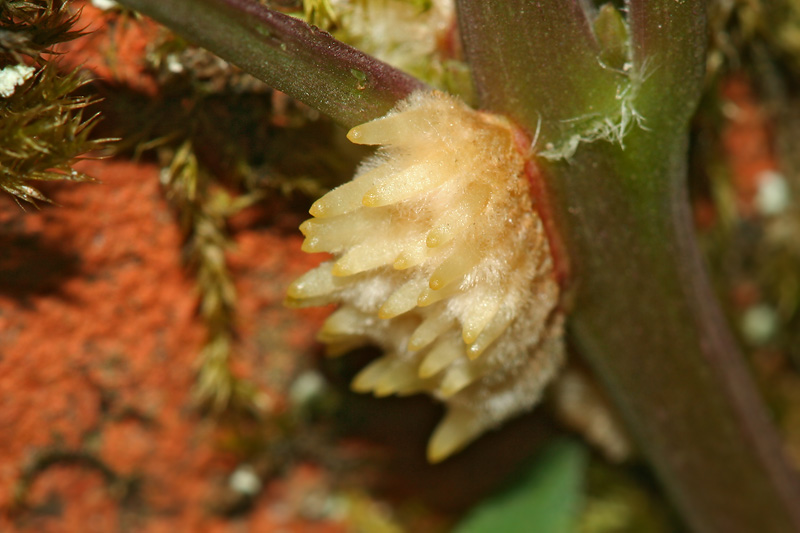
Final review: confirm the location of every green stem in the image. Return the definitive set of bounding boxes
[455,0,620,147]
[544,126,800,533]
[115,0,426,128]
[458,1,800,531]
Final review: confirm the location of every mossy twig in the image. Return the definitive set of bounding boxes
[161,140,260,414]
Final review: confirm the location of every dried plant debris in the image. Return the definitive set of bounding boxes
[160,141,262,414]
[302,0,338,29]
[551,365,632,463]
[1,0,106,205]
[760,0,800,75]
[707,0,800,80]
[147,34,270,94]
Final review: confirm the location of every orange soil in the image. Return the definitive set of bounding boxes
[0,157,337,531]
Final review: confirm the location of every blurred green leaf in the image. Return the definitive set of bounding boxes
[454,440,587,533]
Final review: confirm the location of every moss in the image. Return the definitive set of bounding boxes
[0,0,83,62]
[0,0,108,206]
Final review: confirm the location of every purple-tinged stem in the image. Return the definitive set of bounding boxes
[116,0,426,128]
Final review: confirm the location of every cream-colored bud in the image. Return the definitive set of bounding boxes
[288,91,565,461]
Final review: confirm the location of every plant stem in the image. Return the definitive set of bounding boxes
[458,1,800,531]
[115,0,426,128]
[455,0,621,149]
[543,126,800,533]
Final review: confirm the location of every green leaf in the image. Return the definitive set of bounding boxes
[454,440,587,533]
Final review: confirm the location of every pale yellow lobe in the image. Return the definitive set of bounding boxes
[461,296,502,344]
[408,313,454,352]
[288,91,565,462]
[321,307,367,337]
[426,183,492,248]
[440,365,477,398]
[428,246,480,290]
[378,278,425,319]
[417,283,461,307]
[287,265,336,299]
[393,240,428,270]
[309,166,388,218]
[351,356,393,393]
[347,106,441,146]
[466,314,514,360]
[361,162,444,207]
[418,337,461,378]
[374,360,424,397]
[427,408,484,463]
